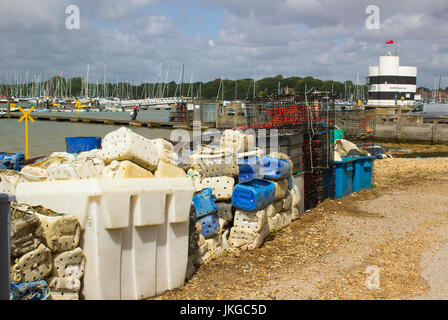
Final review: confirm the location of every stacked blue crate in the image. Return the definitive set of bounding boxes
[262,156,291,180]
[232,179,276,211]
[192,188,220,238]
[237,156,264,184]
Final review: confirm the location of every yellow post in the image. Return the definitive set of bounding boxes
[75,99,81,116]
[18,106,35,159]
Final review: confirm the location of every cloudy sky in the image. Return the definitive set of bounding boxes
[0,0,447,88]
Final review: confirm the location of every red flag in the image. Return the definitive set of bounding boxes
[386,40,394,44]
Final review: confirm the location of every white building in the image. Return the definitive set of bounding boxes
[367,52,417,107]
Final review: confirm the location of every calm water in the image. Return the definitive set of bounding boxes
[29,109,172,122]
[0,110,181,158]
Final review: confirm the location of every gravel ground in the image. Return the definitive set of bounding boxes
[153,156,448,300]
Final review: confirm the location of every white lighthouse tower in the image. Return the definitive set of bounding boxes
[367,50,417,108]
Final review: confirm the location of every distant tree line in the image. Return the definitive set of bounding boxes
[1,74,368,100]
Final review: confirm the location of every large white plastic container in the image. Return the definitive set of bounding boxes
[15,178,195,300]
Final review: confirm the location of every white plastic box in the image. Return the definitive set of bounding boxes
[15,178,195,300]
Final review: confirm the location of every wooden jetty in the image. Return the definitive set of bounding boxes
[2,112,211,130]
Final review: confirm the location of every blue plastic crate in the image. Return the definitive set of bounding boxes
[237,156,264,183]
[262,156,291,180]
[344,156,375,192]
[232,178,276,211]
[65,136,102,154]
[192,188,218,218]
[334,158,355,198]
[198,213,220,239]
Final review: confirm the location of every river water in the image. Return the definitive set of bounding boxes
[0,110,180,158]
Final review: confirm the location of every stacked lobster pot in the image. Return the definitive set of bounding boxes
[6,127,191,299]
[189,188,221,270]
[9,203,85,300]
[229,149,300,251]
[261,153,301,232]
[9,127,183,186]
[187,133,242,271]
[187,129,303,266]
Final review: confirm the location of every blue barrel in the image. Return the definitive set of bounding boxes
[192,188,218,218]
[262,156,291,180]
[65,137,102,154]
[232,179,276,211]
[334,158,355,198]
[0,153,26,171]
[345,156,376,192]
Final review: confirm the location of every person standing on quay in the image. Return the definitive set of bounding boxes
[131,104,139,121]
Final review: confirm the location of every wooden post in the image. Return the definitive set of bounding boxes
[396,105,402,143]
[432,120,438,145]
[215,102,220,129]
[234,102,238,128]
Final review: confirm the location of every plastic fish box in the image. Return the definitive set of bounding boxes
[344,156,376,192]
[101,127,174,171]
[262,157,291,180]
[221,130,256,153]
[334,158,355,198]
[232,179,276,212]
[65,137,101,154]
[195,177,234,201]
[15,177,195,300]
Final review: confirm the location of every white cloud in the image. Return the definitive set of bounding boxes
[0,0,447,88]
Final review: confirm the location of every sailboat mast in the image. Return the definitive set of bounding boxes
[181,64,184,98]
[85,64,89,98]
[253,58,256,99]
[103,64,107,98]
